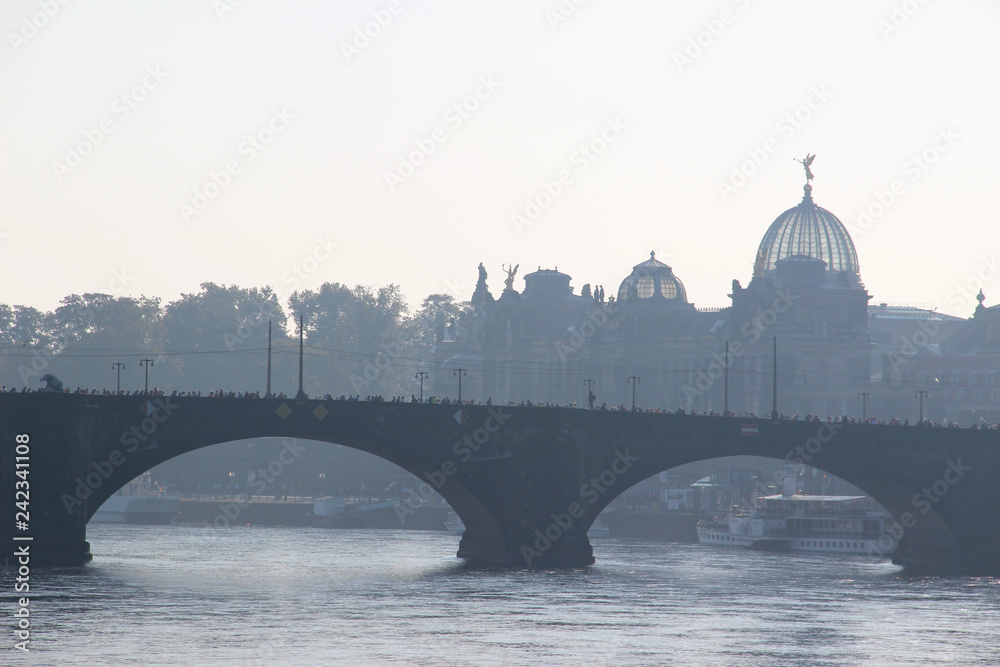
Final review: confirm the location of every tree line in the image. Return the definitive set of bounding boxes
[0,282,468,399]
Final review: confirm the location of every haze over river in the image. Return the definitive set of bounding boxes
[5,525,1000,666]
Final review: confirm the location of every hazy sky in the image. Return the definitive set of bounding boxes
[2,0,998,319]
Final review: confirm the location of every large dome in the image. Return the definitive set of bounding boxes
[754,184,860,285]
[617,252,688,304]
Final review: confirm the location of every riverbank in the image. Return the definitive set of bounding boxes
[174,497,450,530]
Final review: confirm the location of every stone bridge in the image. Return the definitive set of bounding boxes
[2,393,999,573]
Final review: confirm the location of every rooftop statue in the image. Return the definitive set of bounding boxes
[502,263,519,292]
[796,153,816,182]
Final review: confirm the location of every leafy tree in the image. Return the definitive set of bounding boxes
[161,283,290,393]
[288,283,411,397]
[0,305,47,388]
[39,294,165,390]
[407,293,470,350]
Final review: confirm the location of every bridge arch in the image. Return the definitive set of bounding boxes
[3,393,998,572]
[82,432,506,556]
[585,453,961,564]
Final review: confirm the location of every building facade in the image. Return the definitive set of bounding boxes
[433,175,995,424]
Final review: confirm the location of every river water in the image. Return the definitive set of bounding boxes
[5,524,1000,666]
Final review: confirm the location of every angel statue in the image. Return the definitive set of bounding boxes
[502,263,519,292]
[796,154,816,182]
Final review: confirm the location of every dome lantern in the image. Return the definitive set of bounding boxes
[617,251,689,304]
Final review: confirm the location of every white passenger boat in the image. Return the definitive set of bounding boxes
[696,467,895,556]
[91,473,180,524]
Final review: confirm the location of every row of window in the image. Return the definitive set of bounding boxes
[701,534,869,551]
[800,540,864,550]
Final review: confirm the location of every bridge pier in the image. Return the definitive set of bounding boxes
[457,530,594,569]
[21,536,93,568]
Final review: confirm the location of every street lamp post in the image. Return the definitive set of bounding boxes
[723,340,730,416]
[139,358,154,394]
[296,314,307,400]
[266,319,272,398]
[627,375,641,412]
[453,368,467,404]
[916,390,929,423]
[858,392,871,420]
[771,336,779,420]
[415,371,428,403]
[112,362,125,394]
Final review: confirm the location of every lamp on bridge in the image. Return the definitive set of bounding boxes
[416,371,429,403]
[627,375,641,411]
[454,368,467,404]
[858,392,871,420]
[296,314,307,400]
[916,390,929,423]
[139,358,154,395]
[112,361,125,395]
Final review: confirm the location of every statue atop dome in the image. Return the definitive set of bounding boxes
[750,158,863,288]
[796,153,816,182]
